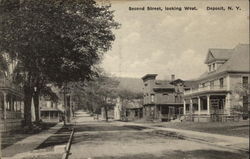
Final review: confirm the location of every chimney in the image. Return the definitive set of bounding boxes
[171,74,175,81]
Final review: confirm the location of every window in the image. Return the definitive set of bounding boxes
[175,96,178,103]
[144,83,148,87]
[243,76,248,88]
[151,94,155,103]
[213,63,216,71]
[210,81,214,88]
[243,96,248,111]
[202,83,205,88]
[219,78,224,88]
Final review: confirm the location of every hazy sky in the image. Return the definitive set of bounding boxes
[100,0,249,80]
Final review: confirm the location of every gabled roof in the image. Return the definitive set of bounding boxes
[170,79,184,85]
[184,80,199,89]
[199,44,250,80]
[205,48,233,64]
[154,80,175,90]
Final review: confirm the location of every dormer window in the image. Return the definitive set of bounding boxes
[208,63,217,72]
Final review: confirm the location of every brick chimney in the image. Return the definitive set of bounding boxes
[171,74,175,81]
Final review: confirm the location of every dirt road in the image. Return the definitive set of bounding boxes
[69,111,249,159]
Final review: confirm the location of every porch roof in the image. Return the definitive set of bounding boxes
[184,90,228,98]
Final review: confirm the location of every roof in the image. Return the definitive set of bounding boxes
[170,79,184,85]
[199,44,250,80]
[141,74,157,81]
[154,80,175,90]
[125,100,143,109]
[184,80,199,89]
[205,48,233,64]
[40,107,63,112]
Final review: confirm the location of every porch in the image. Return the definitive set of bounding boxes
[143,104,183,121]
[183,94,234,122]
[0,90,24,132]
[40,110,63,123]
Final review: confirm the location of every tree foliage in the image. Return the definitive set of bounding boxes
[72,72,120,121]
[0,0,119,125]
[116,89,143,100]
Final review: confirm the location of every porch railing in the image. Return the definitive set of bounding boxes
[184,113,242,122]
[184,85,227,96]
[0,78,23,93]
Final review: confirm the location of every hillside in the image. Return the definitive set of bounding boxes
[117,77,144,93]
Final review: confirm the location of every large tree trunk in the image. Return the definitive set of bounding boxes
[24,86,33,126]
[33,91,40,122]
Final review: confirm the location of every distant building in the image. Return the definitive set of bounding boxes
[40,95,64,123]
[114,97,143,121]
[142,74,196,121]
[183,44,249,122]
[124,99,143,121]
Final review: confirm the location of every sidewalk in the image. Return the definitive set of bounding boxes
[113,121,249,152]
[2,122,63,159]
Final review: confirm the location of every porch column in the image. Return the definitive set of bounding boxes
[207,95,210,115]
[190,99,193,114]
[10,95,14,111]
[159,106,162,120]
[226,93,231,115]
[198,97,201,115]
[183,99,186,115]
[3,93,7,119]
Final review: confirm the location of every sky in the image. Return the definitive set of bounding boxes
[100,0,249,80]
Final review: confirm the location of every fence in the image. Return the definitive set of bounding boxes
[62,128,75,159]
[184,113,242,122]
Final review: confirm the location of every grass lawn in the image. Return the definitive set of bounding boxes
[151,120,249,138]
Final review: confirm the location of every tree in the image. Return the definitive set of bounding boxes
[71,72,119,121]
[231,82,250,119]
[96,75,119,121]
[0,0,119,126]
[117,89,143,100]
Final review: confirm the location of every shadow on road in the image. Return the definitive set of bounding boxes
[73,124,149,132]
[94,149,249,159]
[35,125,73,150]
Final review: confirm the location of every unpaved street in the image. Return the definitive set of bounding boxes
[69,111,249,159]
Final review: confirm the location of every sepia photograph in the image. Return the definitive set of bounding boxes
[0,0,249,159]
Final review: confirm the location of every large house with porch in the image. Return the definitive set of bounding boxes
[183,44,249,122]
[142,74,197,121]
[0,54,24,132]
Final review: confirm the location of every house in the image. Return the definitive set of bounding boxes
[40,96,64,123]
[183,44,250,122]
[124,99,143,121]
[114,97,143,121]
[0,54,24,132]
[142,74,195,121]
